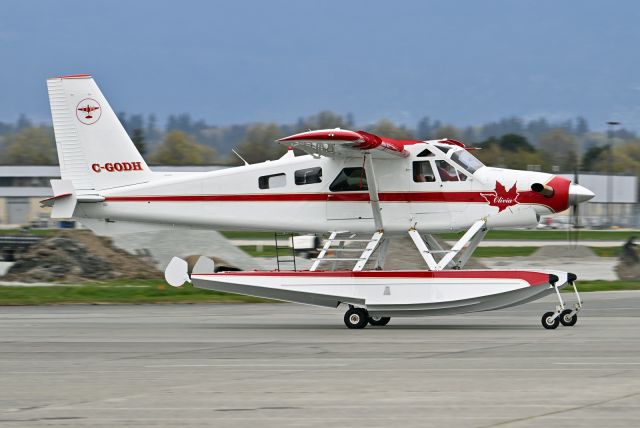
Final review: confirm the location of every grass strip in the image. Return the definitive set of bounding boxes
[0,279,272,305]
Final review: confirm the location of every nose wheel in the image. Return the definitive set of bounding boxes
[541,274,582,329]
[541,311,560,329]
[560,309,578,326]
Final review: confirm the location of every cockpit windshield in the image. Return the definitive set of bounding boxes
[450,149,484,174]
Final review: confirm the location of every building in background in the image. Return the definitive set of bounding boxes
[0,166,638,228]
[0,166,226,227]
[558,173,638,228]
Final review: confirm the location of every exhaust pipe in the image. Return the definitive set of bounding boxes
[531,183,555,198]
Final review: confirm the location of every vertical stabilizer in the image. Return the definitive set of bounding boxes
[46,74,152,191]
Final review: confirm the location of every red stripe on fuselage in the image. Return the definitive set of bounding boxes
[193,269,551,286]
[104,188,567,212]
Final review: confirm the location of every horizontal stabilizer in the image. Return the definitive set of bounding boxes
[48,179,77,219]
[44,179,105,218]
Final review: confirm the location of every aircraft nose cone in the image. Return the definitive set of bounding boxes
[569,183,595,205]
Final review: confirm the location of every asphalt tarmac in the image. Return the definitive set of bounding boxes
[1,292,639,427]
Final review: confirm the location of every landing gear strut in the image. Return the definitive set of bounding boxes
[541,273,582,330]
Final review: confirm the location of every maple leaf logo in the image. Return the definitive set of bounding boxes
[481,181,519,212]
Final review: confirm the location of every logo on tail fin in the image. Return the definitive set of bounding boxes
[76,98,101,125]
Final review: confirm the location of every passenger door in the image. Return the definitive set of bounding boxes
[409,159,451,229]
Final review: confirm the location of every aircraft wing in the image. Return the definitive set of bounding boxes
[278,129,410,159]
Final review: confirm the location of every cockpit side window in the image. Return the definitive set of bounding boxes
[413,161,436,183]
[435,160,460,182]
[329,167,368,191]
[450,150,484,174]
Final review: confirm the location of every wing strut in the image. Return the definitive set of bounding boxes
[409,219,487,271]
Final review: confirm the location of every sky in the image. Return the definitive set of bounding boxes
[1,0,639,131]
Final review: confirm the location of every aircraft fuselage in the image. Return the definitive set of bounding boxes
[75,142,573,235]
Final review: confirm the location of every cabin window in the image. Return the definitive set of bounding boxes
[435,160,460,182]
[295,167,322,185]
[258,173,286,189]
[413,161,436,183]
[417,148,434,157]
[329,167,368,191]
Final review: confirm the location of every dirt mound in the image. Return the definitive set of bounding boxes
[532,245,598,260]
[3,230,161,283]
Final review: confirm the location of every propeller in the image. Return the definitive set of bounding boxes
[568,166,582,248]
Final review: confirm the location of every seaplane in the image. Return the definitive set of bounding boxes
[44,74,595,329]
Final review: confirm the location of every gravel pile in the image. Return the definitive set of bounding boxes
[3,231,161,283]
[532,245,598,260]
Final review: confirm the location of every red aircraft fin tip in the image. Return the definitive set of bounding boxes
[48,74,92,80]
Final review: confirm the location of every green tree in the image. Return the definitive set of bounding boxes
[150,131,217,165]
[301,111,350,131]
[234,123,284,164]
[366,119,414,140]
[131,128,146,156]
[582,145,608,172]
[475,135,548,170]
[591,141,640,175]
[539,128,577,170]
[432,125,462,140]
[1,127,57,165]
[498,134,534,152]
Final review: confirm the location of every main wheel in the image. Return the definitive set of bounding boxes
[541,311,560,330]
[344,307,369,329]
[368,316,391,326]
[560,309,578,327]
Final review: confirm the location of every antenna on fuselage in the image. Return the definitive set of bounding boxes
[232,149,250,166]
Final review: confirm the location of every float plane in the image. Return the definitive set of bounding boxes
[44,74,594,329]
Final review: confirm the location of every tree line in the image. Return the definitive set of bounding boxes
[1,112,638,177]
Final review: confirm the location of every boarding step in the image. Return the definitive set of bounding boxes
[310,231,384,272]
[326,239,375,242]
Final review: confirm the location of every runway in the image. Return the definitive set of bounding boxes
[1,292,639,427]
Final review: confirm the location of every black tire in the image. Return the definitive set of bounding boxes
[560,309,578,327]
[368,316,391,326]
[541,311,560,330]
[344,307,369,329]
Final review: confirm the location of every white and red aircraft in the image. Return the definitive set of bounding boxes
[44,74,594,329]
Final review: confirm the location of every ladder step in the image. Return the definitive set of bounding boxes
[318,248,366,252]
[312,257,366,261]
[326,239,376,242]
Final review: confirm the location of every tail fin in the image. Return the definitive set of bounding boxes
[46,74,151,192]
